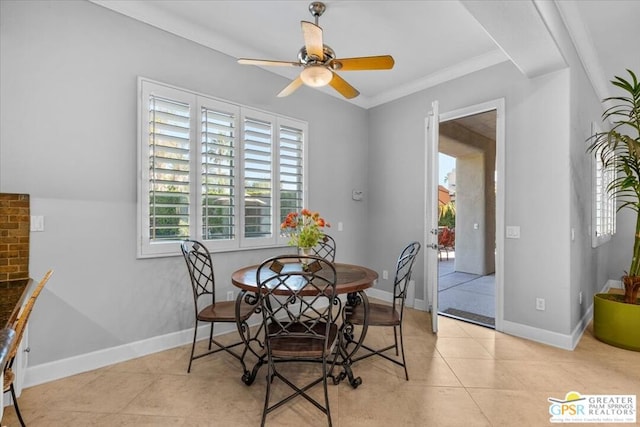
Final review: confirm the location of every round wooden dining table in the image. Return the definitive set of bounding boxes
[231,262,378,388]
[231,262,378,295]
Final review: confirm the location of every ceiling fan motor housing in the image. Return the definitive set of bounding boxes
[298,45,335,65]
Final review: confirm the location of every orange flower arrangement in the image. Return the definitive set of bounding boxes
[281,208,330,248]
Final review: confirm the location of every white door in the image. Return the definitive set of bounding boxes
[425,100,440,333]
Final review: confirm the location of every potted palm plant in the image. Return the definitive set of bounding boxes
[588,69,640,351]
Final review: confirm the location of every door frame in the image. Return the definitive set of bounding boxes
[423,98,505,332]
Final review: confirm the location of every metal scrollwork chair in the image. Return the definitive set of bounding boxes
[345,241,421,380]
[312,234,336,262]
[181,240,255,374]
[257,255,339,427]
[3,270,53,427]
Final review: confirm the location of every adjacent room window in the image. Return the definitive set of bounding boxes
[138,78,307,257]
[591,122,616,248]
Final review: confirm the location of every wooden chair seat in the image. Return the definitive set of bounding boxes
[348,302,400,327]
[197,299,254,323]
[269,322,338,358]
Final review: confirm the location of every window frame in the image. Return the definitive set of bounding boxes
[137,78,308,258]
[591,121,616,248]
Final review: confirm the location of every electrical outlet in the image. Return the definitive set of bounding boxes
[506,225,520,239]
[536,297,545,311]
[226,291,234,301]
[382,270,389,280]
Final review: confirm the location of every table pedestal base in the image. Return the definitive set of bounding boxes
[328,291,369,389]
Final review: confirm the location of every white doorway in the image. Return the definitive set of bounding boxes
[438,111,496,328]
[424,99,505,333]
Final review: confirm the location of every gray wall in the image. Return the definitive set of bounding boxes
[368,63,575,335]
[0,0,370,365]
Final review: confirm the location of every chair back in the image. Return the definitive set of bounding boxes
[256,255,337,357]
[312,234,336,262]
[181,240,216,311]
[392,242,421,313]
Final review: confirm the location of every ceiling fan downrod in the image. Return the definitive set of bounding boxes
[309,2,326,25]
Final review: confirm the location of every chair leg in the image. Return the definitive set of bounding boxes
[398,324,409,381]
[188,320,198,373]
[10,383,26,427]
[208,323,214,350]
[322,359,333,427]
[261,357,274,427]
[393,326,400,356]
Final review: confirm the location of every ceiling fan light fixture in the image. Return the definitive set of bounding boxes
[300,65,332,87]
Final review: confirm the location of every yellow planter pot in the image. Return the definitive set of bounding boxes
[593,293,640,352]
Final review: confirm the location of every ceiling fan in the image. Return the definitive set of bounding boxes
[237,1,394,99]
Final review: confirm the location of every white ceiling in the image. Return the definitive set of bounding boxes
[91,0,640,109]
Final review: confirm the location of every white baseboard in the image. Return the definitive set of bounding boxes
[502,300,594,351]
[570,302,594,349]
[501,320,575,350]
[24,320,261,388]
[603,279,623,291]
[365,287,392,303]
[364,287,428,311]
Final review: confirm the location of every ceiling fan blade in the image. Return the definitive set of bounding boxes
[238,58,300,67]
[277,77,304,97]
[331,55,395,71]
[301,21,324,61]
[328,73,360,99]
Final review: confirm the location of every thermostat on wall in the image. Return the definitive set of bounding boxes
[352,190,364,201]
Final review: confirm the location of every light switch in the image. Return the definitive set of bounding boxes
[30,215,44,232]
[506,225,520,239]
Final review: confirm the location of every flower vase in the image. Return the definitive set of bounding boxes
[298,246,312,270]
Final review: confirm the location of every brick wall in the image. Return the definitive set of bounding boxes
[0,193,30,281]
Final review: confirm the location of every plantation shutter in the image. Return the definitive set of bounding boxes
[591,127,616,248]
[138,79,307,257]
[279,122,304,227]
[243,113,273,239]
[594,150,616,238]
[148,95,191,241]
[201,105,238,241]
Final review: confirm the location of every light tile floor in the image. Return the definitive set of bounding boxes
[3,309,639,426]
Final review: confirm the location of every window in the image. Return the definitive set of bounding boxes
[591,122,616,247]
[138,78,307,257]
